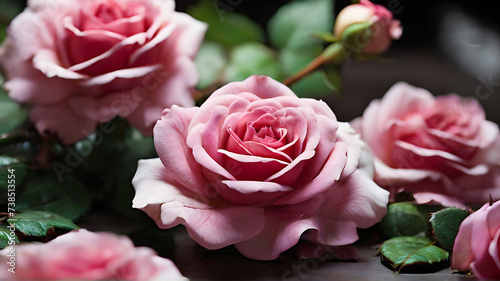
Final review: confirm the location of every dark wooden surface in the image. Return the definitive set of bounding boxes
[80,211,479,281]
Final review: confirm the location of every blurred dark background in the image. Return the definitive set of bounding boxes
[5,0,500,123]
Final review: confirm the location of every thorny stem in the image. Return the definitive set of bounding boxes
[35,138,53,171]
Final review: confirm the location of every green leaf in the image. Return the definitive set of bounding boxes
[106,130,156,219]
[0,0,24,43]
[0,226,19,250]
[224,42,281,82]
[78,118,129,177]
[291,72,333,97]
[268,0,334,50]
[16,176,92,221]
[270,0,336,98]
[0,156,19,167]
[378,203,440,239]
[377,236,449,273]
[430,207,470,251]
[0,157,30,186]
[0,0,24,22]
[195,41,228,89]
[188,0,264,48]
[0,88,29,135]
[0,157,30,203]
[279,45,323,75]
[8,211,78,237]
[0,26,6,44]
[322,64,343,94]
[279,48,332,97]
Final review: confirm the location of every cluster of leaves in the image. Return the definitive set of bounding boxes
[376,202,471,273]
[192,0,342,99]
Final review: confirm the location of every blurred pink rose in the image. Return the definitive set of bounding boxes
[0,229,187,281]
[132,75,389,260]
[0,0,206,144]
[334,0,402,55]
[351,82,500,207]
[452,200,500,279]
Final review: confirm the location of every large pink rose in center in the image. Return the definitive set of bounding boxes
[132,75,389,260]
[0,0,206,144]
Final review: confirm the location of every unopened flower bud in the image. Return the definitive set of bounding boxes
[334,0,402,55]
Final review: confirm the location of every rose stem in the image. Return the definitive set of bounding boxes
[282,56,327,87]
[282,42,345,87]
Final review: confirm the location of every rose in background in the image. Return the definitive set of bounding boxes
[452,200,500,279]
[132,75,389,260]
[0,0,206,144]
[0,229,188,281]
[334,0,402,55]
[351,82,500,207]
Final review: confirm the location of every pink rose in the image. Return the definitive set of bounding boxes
[132,75,389,260]
[0,229,187,281]
[351,82,500,207]
[334,0,402,55]
[0,0,206,144]
[452,200,500,279]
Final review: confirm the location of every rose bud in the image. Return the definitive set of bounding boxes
[334,0,402,55]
